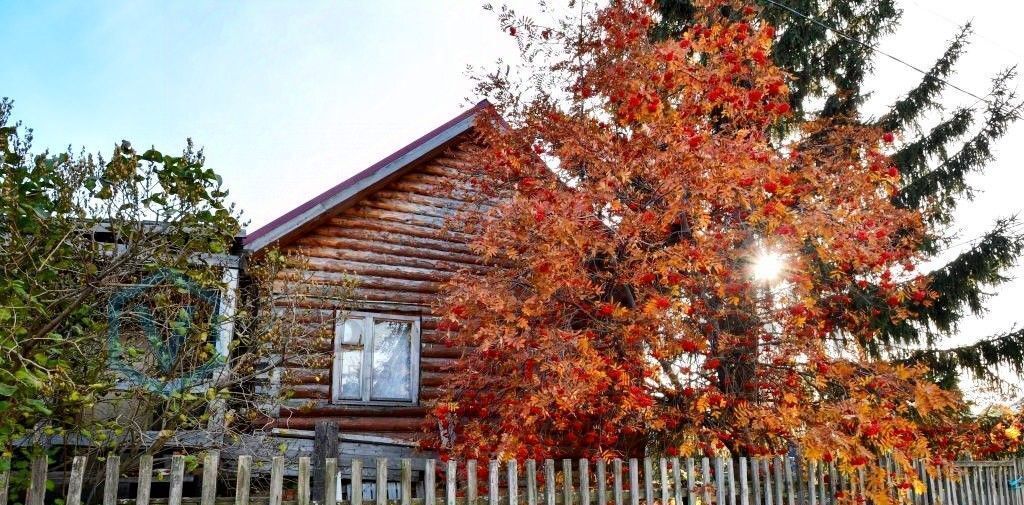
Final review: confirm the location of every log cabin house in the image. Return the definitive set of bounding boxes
[242,100,493,465]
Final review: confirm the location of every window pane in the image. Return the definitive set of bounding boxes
[371,320,412,400]
[339,318,363,345]
[338,349,362,400]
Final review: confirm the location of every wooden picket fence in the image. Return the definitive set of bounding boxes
[2,452,1022,505]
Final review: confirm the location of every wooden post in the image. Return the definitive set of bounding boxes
[402,459,413,505]
[546,460,557,505]
[701,458,712,505]
[613,459,624,505]
[66,456,87,505]
[325,458,338,505]
[269,456,285,505]
[659,458,669,505]
[629,459,640,505]
[596,460,607,505]
[103,455,119,505]
[490,460,500,505]
[235,455,252,505]
[425,459,437,505]
[202,450,220,505]
[643,458,654,505]
[170,455,186,505]
[527,460,539,505]
[26,453,47,505]
[468,459,478,505]
[510,460,520,505]
[565,459,576,505]
[313,421,340,504]
[580,460,590,505]
[376,458,388,505]
[353,459,364,505]
[138,454,154,505]
[446,459,457,505]
[299,456,312,505]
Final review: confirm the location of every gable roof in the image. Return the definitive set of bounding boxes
[244,100,491,252]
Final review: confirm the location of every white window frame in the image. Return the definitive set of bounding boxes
[332,311,421,405]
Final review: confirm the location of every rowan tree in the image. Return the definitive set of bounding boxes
[427,1,970,501]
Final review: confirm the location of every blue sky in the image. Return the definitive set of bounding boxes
[3,0,1024,397]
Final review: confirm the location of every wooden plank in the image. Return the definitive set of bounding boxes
[727,458,737,505]
[659,458,669,505]
[629,459,640,505]
[763,459,775,505]
[235,455,252,505]
[377,458,388,505]
[138,454,154,505]
[613,459,624,505]
[298,457,311,505]
[203,450,221,505]
[25,454,46,505]
[103,455,119,505]
[643,458,654,505]
[402,459,413,505]
[715,457,726,505]
[771,457,783,505]
[671,458,682,505]
[66,455,87,505]
[467,460,478,505]
[353,459,364,505]
[425,460,436,505]
[509,460,520,505]
[546,460,558,505]
[580,460,590,505]
[751,458,761,505]
[784,457,795,505]
[596,460,607,505]
[527,460,539,505]
[170,455,187,505]
[702,458,712,505]
[326,458,339,505]
[685,458,696,505]
[490,460,500,505]
[564,459,575,505]
[739,458,749,505]
[0,456,8,505]
[807,461,817,505]
[446,460,457,505]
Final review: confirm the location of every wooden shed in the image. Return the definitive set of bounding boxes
[243,101,492,458]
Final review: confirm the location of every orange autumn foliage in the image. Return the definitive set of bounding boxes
[426,1,967,501]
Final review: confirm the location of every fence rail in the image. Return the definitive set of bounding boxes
[2,452,1022,505]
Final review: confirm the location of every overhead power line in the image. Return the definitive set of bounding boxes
[758,0,999,107]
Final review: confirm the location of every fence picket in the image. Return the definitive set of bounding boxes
[727,457,737,505]
[629,459,640,505]
[659,458,669,505]
[353,459,364,505]
[685,458,696,505]
[672,457,683,505]
[596,460,607,505]
[446,459,456,505]
[235,455,252,505]
[27,454,46,505]
[716,457,726,505]
[377,458,388,505]
[203,450,221,505]
[510,460,519,505]
[702,458,713,505]
[425,460,436,505]
[0,456,8,505]
[580,459,590,505]
[65,455,87,505]
[490,460,500,505]
[739,458,749,505]
[326,458,339,505]
[103,455,119,505]
[468,459,478,505]
[546,459,557,505]
[613,459,624,505]
[643,458,654,505]
[751,458,761,505]
[528,459,539,505]
[783,457,794,505]
[565,459,576,505]
[807,461,817,505]
[401,459,413,505]
[170,454,187,505]
[137,454,154,505]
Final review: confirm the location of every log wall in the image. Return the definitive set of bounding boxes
[272,141,485,444]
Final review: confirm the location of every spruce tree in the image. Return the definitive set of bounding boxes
[656,0,1024,390]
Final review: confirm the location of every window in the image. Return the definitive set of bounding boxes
[332,312,421,404]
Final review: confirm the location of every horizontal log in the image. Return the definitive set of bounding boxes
[373,189,491,214]
[420,371,448,388]
[389,180,480,202]
[420,357,456,373]
[296,232,480,264]
[421,343,465,359]
[275,272,441,298]
[327,215,470,244]
[348,206,447,230]
[271,416,424,432]
[279,404,428,418]
[361,196,458,220]
[281,367,330,385]
[296,254,456,283]
[420,387,443,402]
[283,384,330,399]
